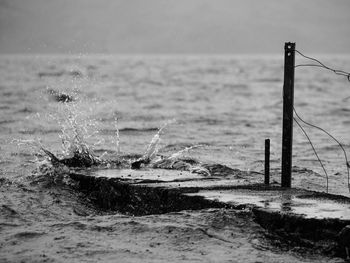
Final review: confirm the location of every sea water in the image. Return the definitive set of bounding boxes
[1,54,349,262]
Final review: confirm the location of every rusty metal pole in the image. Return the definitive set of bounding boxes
[265,139,270,185]
[281,42,295,188]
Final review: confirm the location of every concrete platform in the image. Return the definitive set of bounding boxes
[187,188,350,220]
[68,167,350,251]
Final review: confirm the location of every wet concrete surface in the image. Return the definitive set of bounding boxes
[186,189,350,220]
[68,167,350,257]
[88,168,204,182]
[79,168,350,221]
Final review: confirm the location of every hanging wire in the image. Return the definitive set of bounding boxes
[293,106,350,192]
[293,115,329,192]
[293,49,350,192]
[294,50,350,81]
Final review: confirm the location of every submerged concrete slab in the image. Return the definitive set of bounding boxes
[70,167,350,220]
[85,168,203,182]
[83,167,250,188]
[69,167,350,255]
[186,189,350,220]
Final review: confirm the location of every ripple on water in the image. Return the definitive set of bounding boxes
[1,55,350,262]
[13,231,46,238]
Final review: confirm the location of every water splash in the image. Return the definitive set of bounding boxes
[167,144,203,161]
[49,100,102,166]
[11,138,46,164]
[150,144,211,175]
[131,120,176,169]
[144,121,172,158]
[24,101,212,178]
[169,145,210,175]
[10,138,75,185]
[189,165,211,176]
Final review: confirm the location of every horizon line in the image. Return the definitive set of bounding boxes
[1,52,350,58]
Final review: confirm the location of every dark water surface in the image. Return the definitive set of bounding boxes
[1,54,349,262]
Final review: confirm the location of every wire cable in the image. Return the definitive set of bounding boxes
[294,50,350,81]
[293,116,329,192]
[292,49,350,192]
[293,107,350,192]
[295,50,350,77]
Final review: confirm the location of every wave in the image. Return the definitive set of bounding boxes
[18,129,61,135]
[192,117,224,125]
[38,69,83,78]
[98,127,159,135]
[161,143,200,152]
[119,127,159,132]
[1,204,19,216]
[49,221,87,230]
[0,119,16,125]
[254,78,282,83]
[13,231,46,238]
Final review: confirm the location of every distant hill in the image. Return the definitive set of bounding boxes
[0,0,349,54]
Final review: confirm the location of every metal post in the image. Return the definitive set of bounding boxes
[281,42,295,188]
[265,139,270,185]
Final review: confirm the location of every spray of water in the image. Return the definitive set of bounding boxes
[189,165,211,176]
[143,119,176,161]
[11,138,44,165]
[150,144,210,175]
[167,144,203,161]
[10,138,75,185]
[23,99,209,177]
[49,101,102,166]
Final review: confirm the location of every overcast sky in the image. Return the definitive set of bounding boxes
[0,0,349,54]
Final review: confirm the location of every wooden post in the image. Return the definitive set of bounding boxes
[281,42,295,188]
[265,139,270,185]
